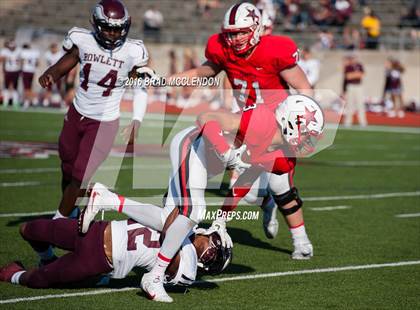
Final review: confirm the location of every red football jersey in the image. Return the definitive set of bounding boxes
[237,104,295,174]
[205,34,299,111]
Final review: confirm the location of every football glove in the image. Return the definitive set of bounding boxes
[195,218,233,249]
[136,66,159,80]
[218,145,251,173]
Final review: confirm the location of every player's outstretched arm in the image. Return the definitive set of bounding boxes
[38,47,79,88]
[168,60,222,81]
[280,65,314,98]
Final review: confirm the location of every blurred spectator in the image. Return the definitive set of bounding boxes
[196,0,222,18]
[342,53,367,127]
[312,0,334,27]
[143,5,163,42]
[167,49,178,105]
[316,29,335,49]
[399,5,420,28]
[20,43,40,108]
[283,0,310,31]
[342,26,362,49]
[334,0,352,26]
[361,7,381,49]
[382,58,393,113]
[43,43,65,107]
[385,58,405,118]
[297,47,320,87]
[255,0,276,21]
[0,39,21,108]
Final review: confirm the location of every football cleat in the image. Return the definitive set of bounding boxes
[0,261,25,282]
[140,272,173,303]
[79,183,113,234]
[292,239,313,260]
[262,201,279,239]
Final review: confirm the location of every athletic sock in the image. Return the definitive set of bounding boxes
[11,90,19,106]
[2,90,10,106]
[150,215,196,276]
[11,271,25,284]
[290,223,308,242]
[53,210,66,219]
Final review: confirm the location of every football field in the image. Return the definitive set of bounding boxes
[0,109,419,309]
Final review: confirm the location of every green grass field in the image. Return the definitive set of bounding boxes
[0,109,419,309]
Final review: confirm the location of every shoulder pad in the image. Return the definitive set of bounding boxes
[63,27,91,51]
[126,38,149,67]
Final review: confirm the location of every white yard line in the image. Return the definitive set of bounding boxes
[0,260,419,304]
[310,205,351,211]
[395,213,420,218]
[304,191,420,202]
[2,108,420,133]
[0,181,42,188]
[0,164,170,175]
[2,191,417,218]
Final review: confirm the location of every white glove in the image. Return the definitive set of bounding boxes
[136,66,159,80]
[219,145,251,173]
[195,218,233,248]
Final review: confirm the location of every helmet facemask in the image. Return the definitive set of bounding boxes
[197,232,232,275]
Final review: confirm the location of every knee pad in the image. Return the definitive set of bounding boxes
[273,187,303,216]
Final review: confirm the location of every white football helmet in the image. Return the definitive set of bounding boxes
[222,2,263,55]
[276,95,324,156]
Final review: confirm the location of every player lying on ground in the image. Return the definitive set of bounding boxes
[78,95,324,302]
[0,214,232,289]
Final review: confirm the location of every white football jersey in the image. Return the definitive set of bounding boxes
[20,48,40,73]
[0,48,21,72]
[63,27,148,121]
[110,220,197,286]
[45,50,64,67]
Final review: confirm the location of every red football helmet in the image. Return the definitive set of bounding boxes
[221,2,263,55]
[91,0,131,50]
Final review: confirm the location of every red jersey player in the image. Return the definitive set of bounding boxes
[167,1,314,258]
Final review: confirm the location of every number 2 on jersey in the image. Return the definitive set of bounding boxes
[80,63,117,97]
[127,227,160,250]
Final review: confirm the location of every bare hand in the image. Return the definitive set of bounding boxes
[39,73,54,88]
[120,120,141,145]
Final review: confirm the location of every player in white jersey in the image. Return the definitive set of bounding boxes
[38,0,150,226]
[0,214,232,290]
[0,39,21,107]
[20,43,40,108]
[43,43,65,107]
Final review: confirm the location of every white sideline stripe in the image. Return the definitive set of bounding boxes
[0,211,55,218]
[1,191,419,218]
[1,260,419,305]
[0,181,41,187]
[395,213,420,218]
[310,205,351,211]
[0,164,170,174]
[304,191,420,202]
[1,108,420,134]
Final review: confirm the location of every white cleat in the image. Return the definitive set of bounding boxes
[292,240,313,260]
[141,272,173,303]
[79,183,112,234]
[262,201,279,239]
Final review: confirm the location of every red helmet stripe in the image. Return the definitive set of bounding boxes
[229,4,241,25]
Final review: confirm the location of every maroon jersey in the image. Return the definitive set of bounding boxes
[205,34,299,111]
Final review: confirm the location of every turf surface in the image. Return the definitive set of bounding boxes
[0,109,419,309]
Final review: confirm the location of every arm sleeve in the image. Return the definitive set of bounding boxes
[132,87,148,122]
[276,37,299,71]
[205,34,224,67]
[252,150,296,175]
